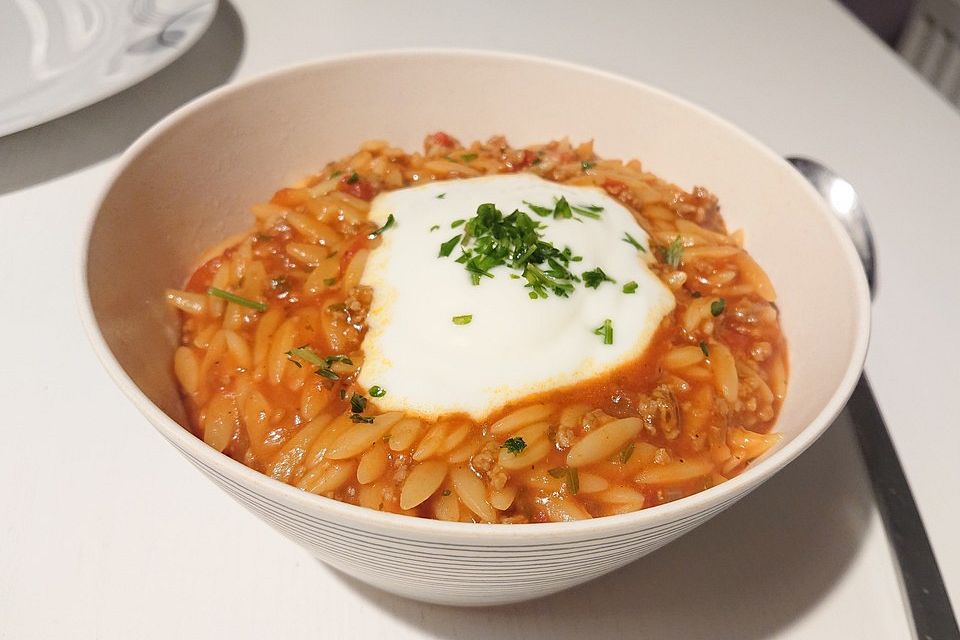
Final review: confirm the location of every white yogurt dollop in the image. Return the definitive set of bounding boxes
[358,173,674,420]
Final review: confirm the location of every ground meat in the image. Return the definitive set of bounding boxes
[636,385,681,439]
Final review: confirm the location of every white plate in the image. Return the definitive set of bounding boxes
[0,0,217,137]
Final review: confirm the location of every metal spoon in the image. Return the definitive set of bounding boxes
[787,156,958,640]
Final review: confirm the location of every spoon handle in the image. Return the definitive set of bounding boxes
[848,375,959,639]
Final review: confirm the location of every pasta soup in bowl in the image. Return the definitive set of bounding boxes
[80,50,870,605]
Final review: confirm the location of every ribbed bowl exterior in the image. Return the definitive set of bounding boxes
[172,436,744,605]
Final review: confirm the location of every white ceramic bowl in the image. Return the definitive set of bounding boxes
[80,50,870,606]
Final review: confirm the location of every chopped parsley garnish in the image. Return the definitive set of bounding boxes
[711,298,726,316]
[429,224,440,232]
[570,203,602,219]
[582,267,615,288]
[323,277,337,286]
[330,170,343,178]
[350,414,375,424]
[622,281,639,294]
[523,200,553,217]
[285,346,325,368]
[553,196,573,219]
[436,193,446,199]
[699,341,710,357]
[501,437,527,455]
[594,319,613,345]
[619,442,636,464]
[452,314,473,325]
[548,466,580,495]
[622,231,647,253]
[659,236,684,268]
[523,197,602,221]
[368,213,395,239]
[461,153,478,162]
[206,287,267,312]
[368,385,387,398]
[439,203,583,298]
[451,219,465,228]
[581,160,595,171]
[346,171,360,184]
[438,234,462,257]
[350,393,367,414]
[286,348,352,380]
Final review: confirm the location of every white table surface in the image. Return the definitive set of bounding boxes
[2,1,958,638]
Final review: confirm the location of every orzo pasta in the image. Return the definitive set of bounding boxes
[166,133,787,523]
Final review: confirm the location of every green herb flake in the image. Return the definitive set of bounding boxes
[368,385,386,398]
[350,393,367,414]
[316,367,340,381]
[438,234,462,258]
[523,200,553,217]
[582,267,615,289]
[323,277,338,286]
[501,437,527,455]
[659,236,684,268]
[699,341,710,357]
[622,281,639,294]
[430,224,440,232]
[350,414,375,424]
[368,213,395,239]
[206,287,267,312]
[436,193,446,199]
[452,314,473,325]
[581,160,595,171]
[553,196,573,220]
[570,204,602,219]
[346,171,360,184]
[285,346,325,367]
[711,298,726,316]
[547,466,579,494]
[255,233,274,242]
[619,442,636,464]
[594,319,613,345]
[567,467,580,494]
[330,170,343,178]
[450,219,466,228]
[461,153,478,162]
[622,231,647,253]
[297,352,351,381]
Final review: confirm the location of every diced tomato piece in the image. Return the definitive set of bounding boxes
[430,131,456,147]
[185,256,223,293]
[338,176,378,201]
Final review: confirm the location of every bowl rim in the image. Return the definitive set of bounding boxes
[77,47,871,541]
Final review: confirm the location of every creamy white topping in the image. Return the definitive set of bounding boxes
[358,173,675,420]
